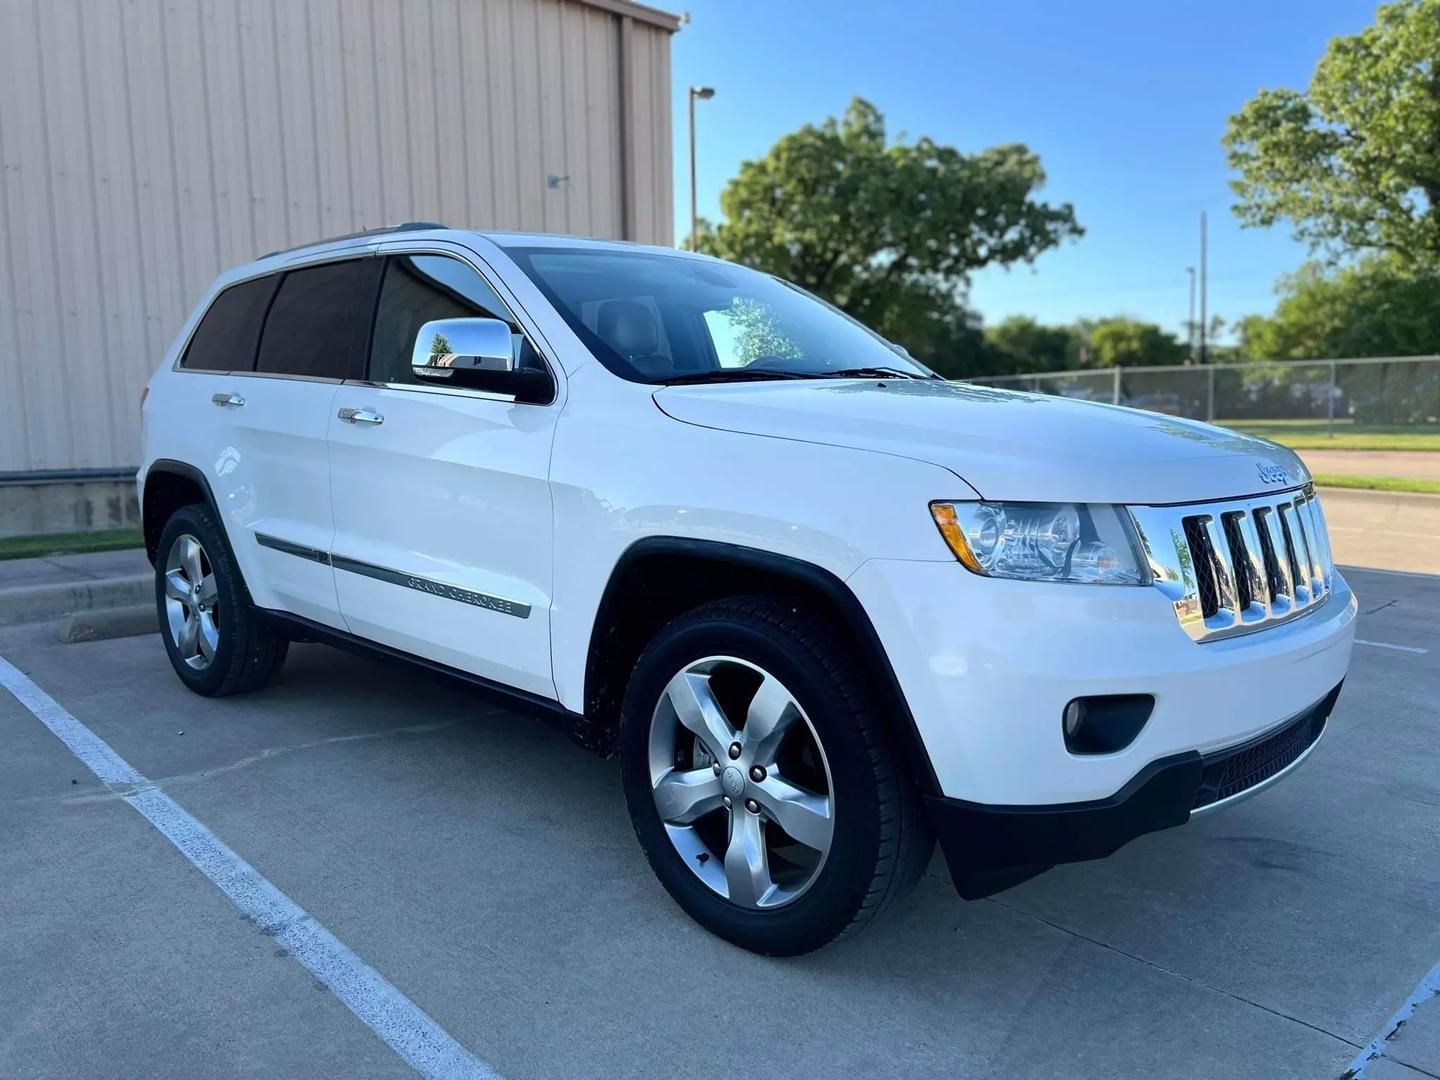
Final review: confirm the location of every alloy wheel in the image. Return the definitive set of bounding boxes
[163,534,220,670]
[647,655,835,909]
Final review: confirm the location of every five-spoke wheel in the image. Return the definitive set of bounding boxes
[154,503,289,696]
[649,656,834,909]
[621,595,932,955]
[163,534,220,669]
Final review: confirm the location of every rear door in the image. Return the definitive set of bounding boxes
[158,272,276,480]
[325,246,561,697]
[224,255,379,626]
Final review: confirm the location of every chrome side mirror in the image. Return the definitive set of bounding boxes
[412,317,515,377]
[408,317,554,404]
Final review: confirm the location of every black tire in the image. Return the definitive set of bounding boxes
[619,595,933,955]
[154,503,288,697]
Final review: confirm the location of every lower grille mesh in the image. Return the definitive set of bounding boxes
[1191,687,1338,809]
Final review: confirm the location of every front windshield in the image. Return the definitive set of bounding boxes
[507,247,934,384]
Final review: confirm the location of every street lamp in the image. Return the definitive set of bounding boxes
[688,86,715,251]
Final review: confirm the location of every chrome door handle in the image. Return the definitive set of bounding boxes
[211,393,245,408]
[338,407,384,426]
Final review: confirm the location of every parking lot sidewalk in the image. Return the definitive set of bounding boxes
[0,548,152,626]
[1299,449,1440,482]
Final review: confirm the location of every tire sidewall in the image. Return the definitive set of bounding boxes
[154,505,250,696]
[620,607,887,954]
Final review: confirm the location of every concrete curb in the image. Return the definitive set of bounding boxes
[55,603,159,643]
[0,573,152,627]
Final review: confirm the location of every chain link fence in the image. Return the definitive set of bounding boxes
[967,355,1440,431]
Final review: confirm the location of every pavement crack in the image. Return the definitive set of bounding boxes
[36,719,466,805]
[1363,599,1399,615]
[983,893,1362,1052]
[1389,1060,1440,1080]
[155,719,468,790]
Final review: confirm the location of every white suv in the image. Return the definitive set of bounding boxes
[140,225,1356,955]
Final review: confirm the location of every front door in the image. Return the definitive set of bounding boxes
[325,248,560,698]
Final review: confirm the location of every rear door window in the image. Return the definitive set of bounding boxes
[180,275,277,372]
[255,259,376,380]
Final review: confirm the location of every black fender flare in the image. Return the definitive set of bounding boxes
[140,459,225,563]
[586,536,943,798]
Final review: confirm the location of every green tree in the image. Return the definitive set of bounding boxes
[429,332,452,357]
[699,98,1082,367]
[984,316,1085,373]
[1237,257,1440,423]
[1086,318,1189,369]
[1238,256,1440,359]
[882,288,997,380]
[1224,0,1440,267]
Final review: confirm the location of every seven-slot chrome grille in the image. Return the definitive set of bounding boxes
[1129,484,1335,643]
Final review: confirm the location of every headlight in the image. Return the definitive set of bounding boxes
[930,502,1149,585]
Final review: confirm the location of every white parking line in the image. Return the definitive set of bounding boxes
[0,654,499,1080]
[1355,639,1430,655]
[1346,959,1440,1078]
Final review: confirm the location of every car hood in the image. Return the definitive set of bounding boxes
[652,379,1310,505]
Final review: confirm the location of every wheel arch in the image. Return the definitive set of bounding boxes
[579,537,942,798]
[141,459,223,566]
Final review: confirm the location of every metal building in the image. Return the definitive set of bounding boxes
[0,0,678,535]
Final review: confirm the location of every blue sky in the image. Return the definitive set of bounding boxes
[670,0,1380,340]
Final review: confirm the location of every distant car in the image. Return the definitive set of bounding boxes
[139,226,1356,955]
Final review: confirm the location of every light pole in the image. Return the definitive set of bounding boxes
[688,86,715,251]
[1186,266,1196,362]
[1198,211,1208,365]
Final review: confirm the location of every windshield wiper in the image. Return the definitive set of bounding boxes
[822,366,926,380]
[655,365,933,386]
[655,369,819,386]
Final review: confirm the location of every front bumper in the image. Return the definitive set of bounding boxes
[847,559,1356,804]
[846,554,1356,898]
[928,682,1342,898]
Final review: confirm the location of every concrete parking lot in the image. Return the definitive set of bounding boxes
[1321,488,1440,576]
[2,560,1437,1079]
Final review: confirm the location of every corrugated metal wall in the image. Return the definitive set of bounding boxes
[0,0,675,476]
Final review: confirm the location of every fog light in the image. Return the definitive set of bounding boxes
[1063,700,1085,738]
[1062,694,1154,755]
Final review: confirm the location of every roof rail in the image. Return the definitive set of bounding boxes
[259,221,446,260]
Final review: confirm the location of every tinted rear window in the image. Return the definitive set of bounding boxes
[181,275,277,371]
[255,259,376,379]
